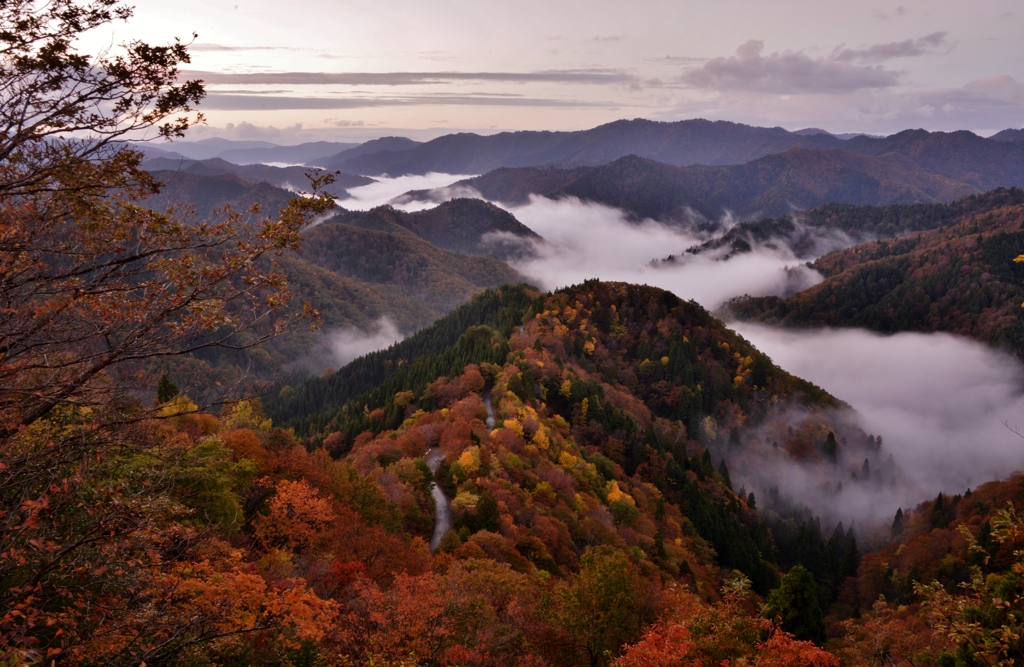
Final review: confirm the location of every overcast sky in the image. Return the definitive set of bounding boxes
[107,0,1024,142]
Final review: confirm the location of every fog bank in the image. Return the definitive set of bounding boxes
[345,173,478,210]
[732,323,1024,515]
[327,317,403,367]
[504,195,822,310]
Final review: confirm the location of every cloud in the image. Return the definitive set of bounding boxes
[200,93,617,110]
[681,40,900,94]
[182,69,639,86]
[731,324,1024,522]
[187,44,294,52]
[833,32,950,63]
[493,195,822,310]
[326,317,403,367]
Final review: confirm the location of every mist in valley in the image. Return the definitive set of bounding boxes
[729,324,1024,523]
[336,175,1024,530]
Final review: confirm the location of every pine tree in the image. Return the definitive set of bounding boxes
[157,373,179,404]
[821,432,838,463]
[764,565,827,645]
[890,508,904,540]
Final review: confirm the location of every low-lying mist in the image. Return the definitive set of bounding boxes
[345,173,478,210]
[732,323,1024,526]
[334,176,1024,530]
[504,195,822,309]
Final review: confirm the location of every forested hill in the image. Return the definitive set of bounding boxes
[726,202,1024,358]
[330,198,541,260]
[678,187,1024,261]
[142,157,373,201]
[400,148,992,223]
[267,280,873,599]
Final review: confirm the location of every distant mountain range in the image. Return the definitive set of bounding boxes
[399,143,1015,221]
[320,120,1024,180]
[141,156,374,200]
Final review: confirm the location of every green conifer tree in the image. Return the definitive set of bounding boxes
[763,565,827,645]
[156,373,179,403]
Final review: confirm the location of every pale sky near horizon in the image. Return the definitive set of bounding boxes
[97,0,1024,143]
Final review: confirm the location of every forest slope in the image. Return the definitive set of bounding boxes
[330,198,541,260]
[725,202,1024,358]
[402,149,988,223]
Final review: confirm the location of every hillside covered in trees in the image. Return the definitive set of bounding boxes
[725,200,1024,359]
[398,147,1010,222]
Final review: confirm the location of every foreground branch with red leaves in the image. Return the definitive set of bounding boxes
[0,1,336,663]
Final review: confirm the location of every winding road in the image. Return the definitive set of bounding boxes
[425,389,497,551]
[425,448,452,551]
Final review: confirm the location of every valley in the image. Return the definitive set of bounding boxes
[6,6,1024,659]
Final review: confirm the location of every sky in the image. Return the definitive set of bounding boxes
[90,0,1024,143]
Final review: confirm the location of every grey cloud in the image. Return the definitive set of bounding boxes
[833,32,950,63]
[681,40,900,93]
[182,69,639,86]
[188,44,292,52]
[201,93,616,110]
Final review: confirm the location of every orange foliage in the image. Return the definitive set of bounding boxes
[256,480,336,553]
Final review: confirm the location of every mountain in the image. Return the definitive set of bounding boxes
[148,137,279,160]
[329,198,541,260]
[323,120,1024,184]
[405,149,985,222]
[315,136,423,170]
[297,219,523,315]
[725,200,1024,359]
[330,118,845,176]
[141,157,375,200]
[676,187,1024,262]
[268,280,868,600]
[216,141,359,165]
[992,128,1024,142]
[141,169,298,220]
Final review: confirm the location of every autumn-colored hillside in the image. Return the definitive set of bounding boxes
[727,202,1024,358]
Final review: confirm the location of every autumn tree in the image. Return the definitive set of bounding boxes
[544,547,656,667]
[0,0,334,662]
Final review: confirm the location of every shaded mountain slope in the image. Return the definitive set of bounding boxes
[408,149,985,222]
[678,187,1024,261]
[142,170,298,220]
[330,119,1024,187]
[298,220,523,314]
[330,198,541,260]
[841,128,1024,191]
[216,140,358,165]
[725,202,1024,358]
[316,136,423,170]
[992,128,1024,143]
[142,157,374,200]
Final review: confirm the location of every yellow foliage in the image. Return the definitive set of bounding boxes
[158,395,199,418]
[583,340,596,356]
[606,480,635,506]
[560,380,572,398]
[661,356,669,365]
[503,419,524,437]
[532,427,550,450]
[451,491,480,511]
[457,446,480,475]
[393,390,414,408]
[224,400,271,432]
[559,451,579,468]
[554,323,570,337]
